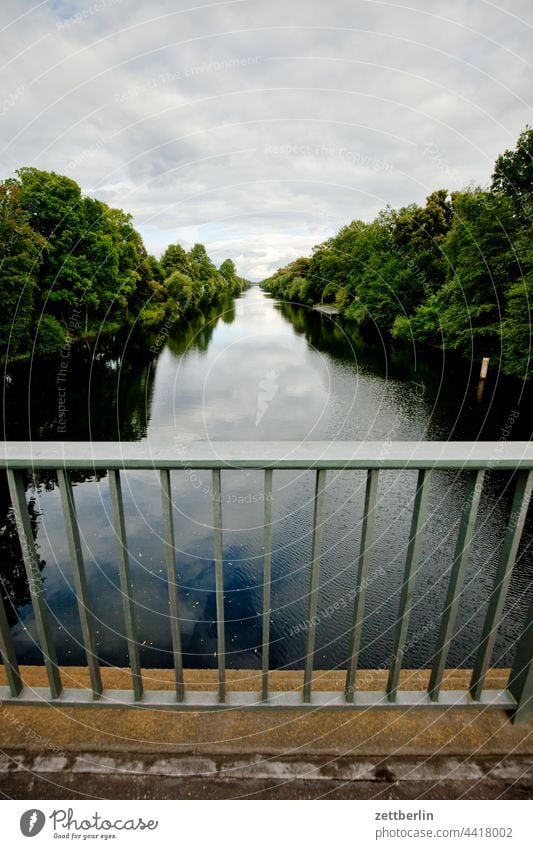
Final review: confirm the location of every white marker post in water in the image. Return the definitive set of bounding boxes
[480,357,490,379]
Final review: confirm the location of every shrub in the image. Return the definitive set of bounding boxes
[34,314,66,354]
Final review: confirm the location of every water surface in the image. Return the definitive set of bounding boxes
[2,287,531,672]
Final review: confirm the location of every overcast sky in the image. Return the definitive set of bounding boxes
[1,0,531,279]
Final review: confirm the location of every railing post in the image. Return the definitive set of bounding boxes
[108,469,143,702]
[57,469,103,699]
[160,469,185,702]
[470,470,533,701]
[261,468,273,702]
[428,469,484,701]
[345,469,379,701]
[303,468,327,703]
[0,584,22,697]
[212,469,226,703]
[387,469,432,701]
[508,592,533,723]
[7,469,62,699]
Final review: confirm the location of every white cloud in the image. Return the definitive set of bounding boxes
[1,0,531,279]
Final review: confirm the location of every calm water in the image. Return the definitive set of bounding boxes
[1,286,532,671]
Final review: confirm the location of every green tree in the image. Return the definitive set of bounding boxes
[438,190,520,352]
[501,227,532,378]
[394,190,453,253]
[0,180,43,355]
[164,271,199,312]
[79,196,120,328]
[491,126,533,218]
[17,167,89,316]
[160,243,190,277]
[188,243,216,283]
[105,206,148,315]
[219,258,236,281]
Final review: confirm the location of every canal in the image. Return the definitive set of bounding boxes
[1,286,532,671]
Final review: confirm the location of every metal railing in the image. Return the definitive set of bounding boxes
[0,440,532,722]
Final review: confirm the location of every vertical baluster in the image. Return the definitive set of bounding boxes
[108,469,143,702]
[428,470,484,701]
[160,470,184,701]
[0,584,22,697]
[387,469,432,701]
[7,469,62,699]
[303,469,327,703]
[345,469,379,702]
[261,468,273,702]
[57,469,103,699]
[470,469,533,701]
[508,591,533,723]
[212,469,225,703]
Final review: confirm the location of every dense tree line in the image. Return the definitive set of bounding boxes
[0,167,247,360]
[262,128,532,379]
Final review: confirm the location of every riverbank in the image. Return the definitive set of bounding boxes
[260,129,533,382]
[1,287,247,367]
[0,168,248,366]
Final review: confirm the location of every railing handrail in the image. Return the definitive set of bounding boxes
[1,440,532,470]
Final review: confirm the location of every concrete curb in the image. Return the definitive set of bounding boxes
[1,751,531,800]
